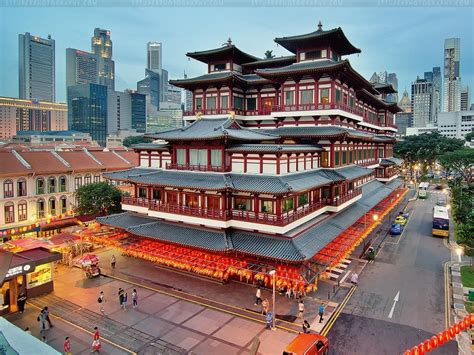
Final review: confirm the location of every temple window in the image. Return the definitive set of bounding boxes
[176,149,186,165]
[138,187,147,199]
[261,200,274,214]
[246,98,256,110]
[300,90,313,104]
[211,149,222,167]
[185,195,199,208]
[305,49,323,60]
[207,196,220,210]
[213,63,227,71]
[234,96,244,109]
[349,96,354,107]
[189,149,208,166]
[335,88,341,103]
[379,148,384,158]
[320,88,330,104]
[282,197,294,212]
[152,189,161,200]
[207,97,216,109]
[298,193,309,206]
[221,95,228,109]
[234,197,251,211]
[285,91,294,106]
[332,52,339,61]
[342,151,347,165]
[335,151,340,166]
[195,97,203,110]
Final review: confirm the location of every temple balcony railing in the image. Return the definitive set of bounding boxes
[272,103,364,117]
[165,163,230,173]
[326,188,362,207]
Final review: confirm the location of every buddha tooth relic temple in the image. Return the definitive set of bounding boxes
[95,23,407,292]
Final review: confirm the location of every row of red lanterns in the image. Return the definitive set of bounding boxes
[404,314,474,355]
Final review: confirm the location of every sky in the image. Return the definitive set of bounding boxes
[0,5,473,103]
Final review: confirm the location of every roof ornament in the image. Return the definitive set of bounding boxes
[317,21,323,32]
[196,111,203,120]
[228,111,236,120]
[223,37,232,47]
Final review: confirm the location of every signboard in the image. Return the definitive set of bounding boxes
[5,263,35,279]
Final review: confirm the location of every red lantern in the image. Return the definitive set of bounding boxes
[470,314,474,325]
[423,339,431,352]
[448,327,455,338]
[454,323,460,334]
[403,351,411,355]
[415,344,423,355]
[430,336,438,349]
[437,332,445,345]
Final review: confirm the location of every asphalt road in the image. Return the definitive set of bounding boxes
[327,190,457,355]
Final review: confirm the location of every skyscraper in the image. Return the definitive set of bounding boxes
[66,48,98,87]
[369,71,398,103]
[398,89,411,113]
[443,38,461,112]
[91,28,115,90]
[147,42,162,73]
[461,87,470,111]
[130,92,147,133]
[424,67,442,118]
[19,33,55,102]
[68,83,108,146]
[411,77,435,127]
[137,69,160,113]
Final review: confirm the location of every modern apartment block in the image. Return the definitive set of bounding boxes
[411,78,435,127]
[443,38,461,112]
[19,33,55,102]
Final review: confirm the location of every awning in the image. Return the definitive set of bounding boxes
[40,217,79,231]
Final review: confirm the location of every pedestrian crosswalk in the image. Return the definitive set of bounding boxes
[327,259,351,281]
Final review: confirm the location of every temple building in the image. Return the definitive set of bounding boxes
[96,24,405,291]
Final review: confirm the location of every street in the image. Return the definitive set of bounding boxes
[327,190,457,354]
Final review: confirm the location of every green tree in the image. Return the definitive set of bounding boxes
[465,131,474,142]
[439,148,474,184]
[122,135,153,148]
[456,219,474,258]
[264,50,275,59]
[75,182,122,216]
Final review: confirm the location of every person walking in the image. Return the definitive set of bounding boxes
[265,312,273,329]
[91,327,101,353]
[298,300,304,318]
[98,291,105,315]
[110,255,116,270]
[262,298,269,315]
[17,292,27,313]
[43,306,53,328]
[350,272,359,285]
[122,292,128,311]
[254,287,261,306]
[64,336,72,355]
[37,310,46,334]
[285,287,292,299]
[132,289,138,309]
[118,288,124,309]
[318,303,325,323]
[302,320,311,334]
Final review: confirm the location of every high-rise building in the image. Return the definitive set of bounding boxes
[395,112,412,137]
[369,71,398,103]
[398,89,411,113]
[91,28,115,90]
[160,69,169,103]
[411,77,435,127]
[443,38,461,112]
[0,97,67,140]
[424,67,442,120]
[130,92,147,133]
[147,42,162,73]
[66,48,98,88]
[19,33,55,102]
[137,69,160,113]
[68,83,108,146]
[461,87,470,111]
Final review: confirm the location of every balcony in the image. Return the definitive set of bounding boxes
[166,163,229,173]
[184,108,249,116]
[326,188,362,206]
[272,103,364,117]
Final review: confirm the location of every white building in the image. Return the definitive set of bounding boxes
[461,87,470,111]
[437,111,474,139]
[405,125,438,136]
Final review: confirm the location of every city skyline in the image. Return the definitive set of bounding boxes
[0,7,472,103]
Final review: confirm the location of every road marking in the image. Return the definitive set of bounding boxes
[388,291,400,319]
[320,285,357,337]
[444,261,450,329]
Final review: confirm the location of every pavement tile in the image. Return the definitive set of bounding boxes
[189,337,241,355]
[182,308,234,335]
[137,292,179,314]
[155,300,205,324]
[133,316,177,338]
[160,327,206,351]
[254,328,296,355]
[212,317,263,347]
[106,307,150,327]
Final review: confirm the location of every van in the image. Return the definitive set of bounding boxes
[283,334,329,355]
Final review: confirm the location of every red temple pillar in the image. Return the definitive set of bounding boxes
[276,154,281,175]
[330,142,335,168]
[253,194,259,213]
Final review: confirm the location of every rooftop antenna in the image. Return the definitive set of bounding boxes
[317,21,323,32]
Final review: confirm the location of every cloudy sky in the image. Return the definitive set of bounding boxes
[0,4,472,103]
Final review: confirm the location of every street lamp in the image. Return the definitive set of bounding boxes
[364,214,379,249]
[269,269,276,330]
[456,246,464,263]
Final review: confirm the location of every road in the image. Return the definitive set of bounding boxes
[327,189,457,354]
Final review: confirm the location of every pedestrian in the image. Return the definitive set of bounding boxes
[17,291,27,313]
[302,320,311,334]
[132,289,138,309]
[350,272,359,285]
[24,327,32,335]
[285,287,292,299]
[262,298,269,315]
[255,287,261,305]
[98,291,105,315]
[91,327,101,353]
[318,303,325,323]
[64,336,72,355]
[43,306,53,328]
[265,312,273,329]
[37,310,47,333]
[111,255,116,270]
[298,300,304,318]
[123,292,128,310]
[118,288,124,308]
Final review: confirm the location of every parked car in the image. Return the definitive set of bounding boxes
[436,198,447,206]
[394,215,407,226]
[390,224,403,235]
